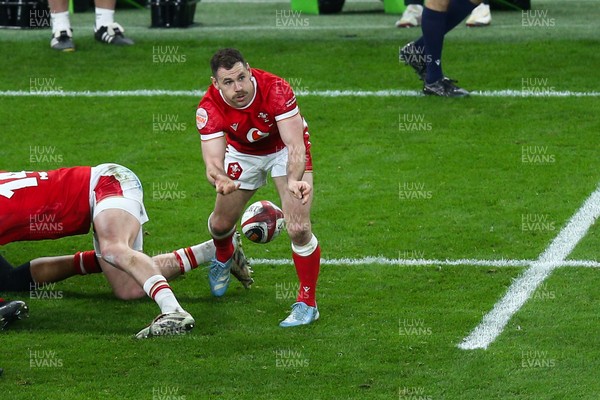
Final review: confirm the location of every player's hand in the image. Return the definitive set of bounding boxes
[288,180,312,205]
[215,174,240,195]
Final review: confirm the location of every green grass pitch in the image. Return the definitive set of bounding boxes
[1,0,600,398]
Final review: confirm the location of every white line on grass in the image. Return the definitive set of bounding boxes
[227,0,384,2]
[198,0,599,3]
[74,23,599,33]
[201,0,382,3]
[458,185,600,350]
[2,89,600,98]
[249,257,600,268]
[252,257,487,266]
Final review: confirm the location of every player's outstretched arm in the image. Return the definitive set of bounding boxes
[278,114,310,205]
[201,137,240,195]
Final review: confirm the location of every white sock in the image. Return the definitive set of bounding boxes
[95,7,115,31]
[291,234,319,256]
[174,240,216,274]
[143,275,182,314]
[50,11,71,34]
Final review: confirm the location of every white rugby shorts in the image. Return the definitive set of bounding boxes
[224,145,288,190]
[89,163,149,253]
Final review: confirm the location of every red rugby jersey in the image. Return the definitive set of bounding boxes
[0,167,91,245]
[196,68,310,156]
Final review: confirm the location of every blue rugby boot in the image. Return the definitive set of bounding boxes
[279,302,319,328]
[208,258,232,297]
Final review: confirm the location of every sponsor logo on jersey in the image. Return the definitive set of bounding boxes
[196,108,208,130]
[231,123,239,131]
[246,128,270,143]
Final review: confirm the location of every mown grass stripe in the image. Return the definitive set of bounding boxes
[2,89,599,98]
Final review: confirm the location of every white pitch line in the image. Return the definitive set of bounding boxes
[201,0,384,3]
[2,89,600,98]
[193,0,598,3]
[249,257,600,268]
[458,185,600,350]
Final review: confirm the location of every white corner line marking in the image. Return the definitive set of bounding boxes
[458,185,600,350]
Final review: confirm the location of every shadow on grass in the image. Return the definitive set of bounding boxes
[3,287,263,336]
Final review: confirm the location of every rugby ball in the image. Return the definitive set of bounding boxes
[241,200,285,243]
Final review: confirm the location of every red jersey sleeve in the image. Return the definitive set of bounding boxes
[196,92,225,141]
[267,77,299,122]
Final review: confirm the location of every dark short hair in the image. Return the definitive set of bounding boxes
[210,48,247,77]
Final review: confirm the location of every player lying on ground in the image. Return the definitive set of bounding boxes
[0,237,252,330]
[0,164,251,337]
[0,234,253,330]
[0,236,253,294]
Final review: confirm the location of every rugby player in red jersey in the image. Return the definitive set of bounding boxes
[196,48,321,327]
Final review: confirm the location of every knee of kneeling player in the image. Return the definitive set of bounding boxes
[112,284,146,301]
[99,242,131,268]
